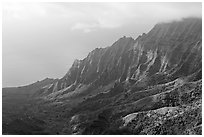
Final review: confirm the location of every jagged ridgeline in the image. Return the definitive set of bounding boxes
[3,17,202,135]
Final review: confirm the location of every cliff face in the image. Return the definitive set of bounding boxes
[36,18,201,102]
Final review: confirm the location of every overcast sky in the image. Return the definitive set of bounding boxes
[2,2,201,87]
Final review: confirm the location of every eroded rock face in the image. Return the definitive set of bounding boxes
[36,18,201,102]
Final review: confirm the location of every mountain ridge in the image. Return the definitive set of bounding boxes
[34,17,201,99]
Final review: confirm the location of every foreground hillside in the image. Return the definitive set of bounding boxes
[2,17,202,135]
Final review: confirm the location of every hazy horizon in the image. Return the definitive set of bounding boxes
[2,2,202,87]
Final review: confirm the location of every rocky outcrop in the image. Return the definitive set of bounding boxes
[121,80,202,135]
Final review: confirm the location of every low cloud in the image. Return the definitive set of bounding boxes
[3,2,201,33]
[71,20,121,33]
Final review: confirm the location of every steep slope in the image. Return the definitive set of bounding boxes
[35,18,201,102]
